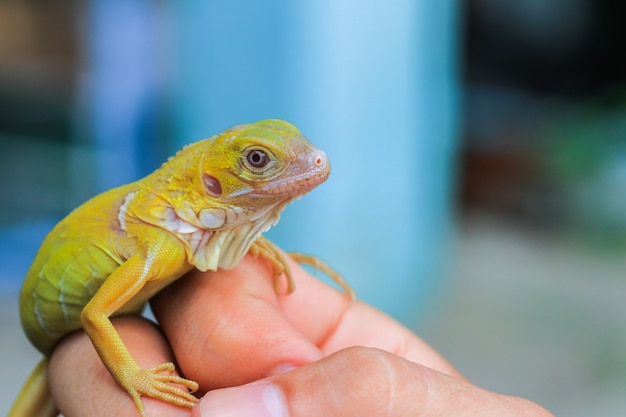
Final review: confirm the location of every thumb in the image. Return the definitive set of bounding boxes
[192,346,553,417]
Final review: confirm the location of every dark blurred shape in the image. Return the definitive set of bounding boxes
[462,148,546,221]
[465,0,626,96]
[462,0,626,244]
[0,1,80,228]
[0,1,78,140]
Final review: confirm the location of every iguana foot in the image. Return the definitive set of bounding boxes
[122,362,198,417]
[250,237,355,300]
[289,252,355,300]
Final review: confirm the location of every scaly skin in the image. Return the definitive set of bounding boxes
[9,119,351,417]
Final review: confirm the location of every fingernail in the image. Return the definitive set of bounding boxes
[194,382,288,417]
[269,363,297,376]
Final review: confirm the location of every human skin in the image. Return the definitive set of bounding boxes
[48,255,554,417]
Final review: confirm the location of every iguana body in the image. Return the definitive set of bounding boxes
[9,119,351,417]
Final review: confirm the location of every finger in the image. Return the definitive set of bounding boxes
[276,257,460,375]
[318,299,461,377]
[151,254,328,392]
[153,253,459,393]
[48,316,193,417]
[193,347,554,417]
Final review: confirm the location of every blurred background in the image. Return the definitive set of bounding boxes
[1,0,625,415]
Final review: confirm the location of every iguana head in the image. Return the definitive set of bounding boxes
[199,119,330,208]
[147,119,330,271]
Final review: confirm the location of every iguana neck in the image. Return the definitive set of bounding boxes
[120,190,291,271]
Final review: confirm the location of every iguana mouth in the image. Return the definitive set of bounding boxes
[256,149,330,197]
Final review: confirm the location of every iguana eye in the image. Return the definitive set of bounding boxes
[246,149,269,168]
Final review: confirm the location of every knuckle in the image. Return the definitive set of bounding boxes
[337,347,404,417]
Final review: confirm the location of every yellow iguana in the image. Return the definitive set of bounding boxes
[9,119,352,417]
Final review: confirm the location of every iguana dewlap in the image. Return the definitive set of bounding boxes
[9,119,351,417]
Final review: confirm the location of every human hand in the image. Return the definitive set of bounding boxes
[48,254,554,417]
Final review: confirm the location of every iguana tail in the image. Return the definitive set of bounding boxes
[8,358,57,417]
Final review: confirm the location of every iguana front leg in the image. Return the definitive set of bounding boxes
[250,236,355,299]
[81,249,198,416]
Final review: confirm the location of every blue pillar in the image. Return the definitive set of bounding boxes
[168,0,460,326]
[167,0,293,149]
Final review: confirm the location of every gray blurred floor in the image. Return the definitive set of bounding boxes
[427,215,626,416]
[2,215,626,415]
[1,292,39,414]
